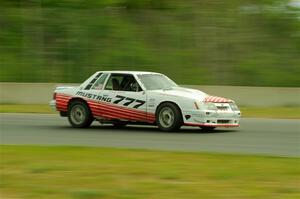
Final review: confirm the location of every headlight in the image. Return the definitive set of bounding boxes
[230,103,239,111]
[204,102,217,111]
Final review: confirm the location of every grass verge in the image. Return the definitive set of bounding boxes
[0,104,299,119]
[240,107,300,119]
[0,104,55,114]
[0,145,299,199]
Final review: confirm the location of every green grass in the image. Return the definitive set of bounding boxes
[0,145,299,199]
[0,104,299,119]
[0,104,55,114]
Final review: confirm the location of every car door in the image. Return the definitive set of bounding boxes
[100,73,153,122]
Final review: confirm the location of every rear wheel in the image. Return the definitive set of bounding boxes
[68,101,93,128]
[156,103,182,132]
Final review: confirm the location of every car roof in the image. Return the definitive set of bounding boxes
[96,71,162,75]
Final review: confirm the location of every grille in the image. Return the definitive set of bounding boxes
[216,106,229,111]
[217,120,230,124]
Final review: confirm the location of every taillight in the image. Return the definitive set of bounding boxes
[53,92,57,100]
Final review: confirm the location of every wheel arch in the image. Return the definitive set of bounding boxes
[68,97,91,111]
[155,101,183,119]
[67,97,94,128]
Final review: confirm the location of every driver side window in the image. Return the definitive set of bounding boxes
[104,74,142,92]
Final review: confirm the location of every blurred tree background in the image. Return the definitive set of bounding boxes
[0,0,299,86]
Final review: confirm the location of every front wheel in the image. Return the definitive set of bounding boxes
[156,103,182,132]
[68,101,93,128]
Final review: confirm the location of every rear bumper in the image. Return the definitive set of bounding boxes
[49,100,56,110]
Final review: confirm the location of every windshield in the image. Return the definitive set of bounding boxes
[138,74,178,90]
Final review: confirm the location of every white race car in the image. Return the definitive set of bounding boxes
[50,71,241,131]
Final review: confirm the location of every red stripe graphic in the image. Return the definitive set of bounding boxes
[88,101,154,119]
[204,96,232,103]
[54,94,155,123]
[88,101,155,123]
[89,105,146,120]
[93,109,153,122]
[90,106,144,119]
[55,94,72,112]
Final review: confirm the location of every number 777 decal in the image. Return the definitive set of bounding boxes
[113,95,145,109]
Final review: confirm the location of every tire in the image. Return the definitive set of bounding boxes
[156,102,182,132]
[68,100,93,128]
[200,126,216,131]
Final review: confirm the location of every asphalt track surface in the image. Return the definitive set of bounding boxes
[0,113,299,157]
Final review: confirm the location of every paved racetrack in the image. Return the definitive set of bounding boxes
[0,113,299,157]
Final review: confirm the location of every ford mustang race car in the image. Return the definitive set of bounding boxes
[50,71,241,131]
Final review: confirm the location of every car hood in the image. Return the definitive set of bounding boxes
[149,87,208,101]
[149,87,233,103]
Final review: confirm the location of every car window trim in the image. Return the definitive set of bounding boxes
[90,73,109,90]
[104,73,144,92]
[134,74,146,91]
[102,73,112,90]
[84,72,102,90]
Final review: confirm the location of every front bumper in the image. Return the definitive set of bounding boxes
[184,109,241,127]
